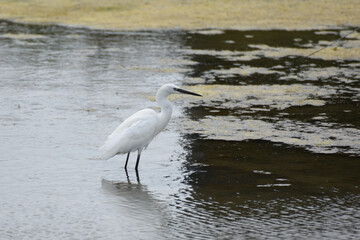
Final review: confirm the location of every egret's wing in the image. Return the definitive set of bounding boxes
[107,109,156,139]
[100,110,158,160]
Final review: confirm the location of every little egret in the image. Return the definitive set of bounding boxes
[100,84,201,171]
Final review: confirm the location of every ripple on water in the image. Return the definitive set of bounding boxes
[168,184,360,239]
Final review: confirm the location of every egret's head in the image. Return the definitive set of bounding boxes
[160,84,202,97]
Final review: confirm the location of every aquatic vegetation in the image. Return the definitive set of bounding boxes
[174,84,333,109]
[171,84,360,155]
[0,33,46,39]
[181,116,360,155]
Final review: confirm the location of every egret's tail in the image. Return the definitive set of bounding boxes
[100,133,126,160]
[99,147,107,161]
[99,142,117,160]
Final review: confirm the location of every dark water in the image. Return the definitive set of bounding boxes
[0,20,359,239]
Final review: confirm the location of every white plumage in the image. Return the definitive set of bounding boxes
[100,84,201,170]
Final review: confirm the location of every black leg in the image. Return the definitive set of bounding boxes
[135,169,140,183]
[124,153,130,169]
[124,167,130,183]
[135,153,141,171]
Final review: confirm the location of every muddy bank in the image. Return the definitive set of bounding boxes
[0,0,359,30]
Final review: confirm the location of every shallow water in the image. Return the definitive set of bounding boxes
[0,20,359,239]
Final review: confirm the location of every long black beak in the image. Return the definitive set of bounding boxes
[175,88,202,97]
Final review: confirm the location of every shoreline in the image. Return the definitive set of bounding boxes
[0,0,359,31]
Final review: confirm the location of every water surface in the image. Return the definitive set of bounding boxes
[0,20,359,239]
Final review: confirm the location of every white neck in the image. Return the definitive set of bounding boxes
[156,90,173,133]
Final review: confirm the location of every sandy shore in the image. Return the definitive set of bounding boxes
[0,0,359,30]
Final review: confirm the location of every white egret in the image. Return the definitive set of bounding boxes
[100,84,202,171]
